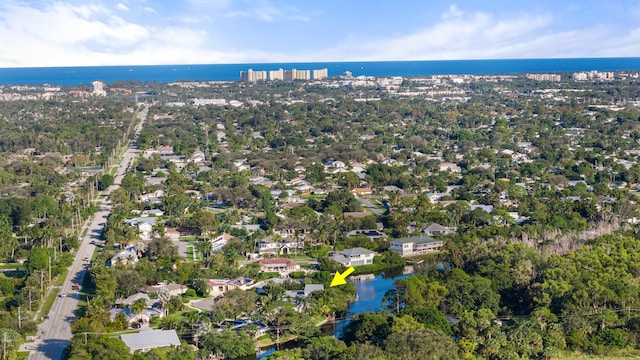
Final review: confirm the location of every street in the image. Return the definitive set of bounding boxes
[21,105,148,360]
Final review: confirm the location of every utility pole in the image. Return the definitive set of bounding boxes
[2,331,7,360]
[40,271,44,301]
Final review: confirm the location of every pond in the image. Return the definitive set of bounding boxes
[254,266,414,359]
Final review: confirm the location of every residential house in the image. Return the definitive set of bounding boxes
[343,211,372,219]
[120,329,181,354]
[325,160,346,169]
[389,235,444,257]
[330,247,376,267]
[285,284,325,299]
[278,226,308,239]
[189,150,205,163]
[439,162,461,172]
[109,306,164,327]
[232,224,262,233]
[216,319,268,338]
[164,228,180,242]
[125,217,158,238]
[147,283,188,297]
[345,229,387,241]
[257,236,304,255]
[210,233,234,253]
[382,185,404,194]
[108,248,139,267]
[206,277,253,298]
[257,258,300,273]
[115,293,154,307]
[422,223,454,236]
[140,190,166,204]
[141,209,164,217]
[351,187,374,196]
[470,204,494,213]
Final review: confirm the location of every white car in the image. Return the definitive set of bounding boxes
[59,292,67,298]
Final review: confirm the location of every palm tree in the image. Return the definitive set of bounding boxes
[131,297,147,316]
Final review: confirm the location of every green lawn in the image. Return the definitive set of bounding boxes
[40,289,59,319]
[0,263,24,270]
[55,270,68,286]
[75,270,97,318]
[288,255,314,261]
[256,334,297,348]
[185,246,202,262]
[16,351,30,360]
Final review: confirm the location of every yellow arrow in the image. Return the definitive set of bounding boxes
[330,266,355,287]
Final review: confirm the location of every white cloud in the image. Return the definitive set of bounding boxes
[0,2,639,68]
[224,1,309,22]
[116,3,129,11]
[314,10,640,62]
[443,4,462,19]
[0,1,215,67]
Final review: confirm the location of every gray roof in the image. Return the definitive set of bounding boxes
[304,284,324,296]
[331,254,350,265]
[392,235,440,245]
[115,292,152,306]
[339,247,376,257]
[125,217,158,226]
[121,330,180,351]
[424,223,449,232]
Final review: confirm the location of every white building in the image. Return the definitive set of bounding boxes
[269,68,284,81]
[330,247,376,267]
[240,69,267,82]
[91,80,106,96]
[312,68,329,80]
[257,236,303,255]
[389,235,443,257]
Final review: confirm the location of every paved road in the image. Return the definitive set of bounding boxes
[22,105,148,360]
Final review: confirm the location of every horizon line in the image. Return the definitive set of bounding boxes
[2,56,640,71]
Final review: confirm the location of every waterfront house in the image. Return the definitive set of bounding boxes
[330,247,376,267]
[389,235,444,257]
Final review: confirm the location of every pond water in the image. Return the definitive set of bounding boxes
[254,266,414,359]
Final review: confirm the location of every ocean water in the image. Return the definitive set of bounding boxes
[0,58,639,86]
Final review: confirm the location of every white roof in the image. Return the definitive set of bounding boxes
[121,329,180,351]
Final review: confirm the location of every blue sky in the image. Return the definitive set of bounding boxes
[1,0,639,67]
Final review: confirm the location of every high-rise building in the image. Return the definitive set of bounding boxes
[240,69,267,82]
[312,68,328,80]
[269,69,284,81]
[284,69,295,81]
[526,73,561,82]
[91,80,106,96]
[295,69,311,80]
